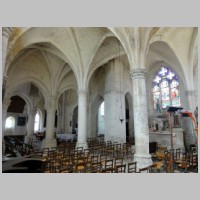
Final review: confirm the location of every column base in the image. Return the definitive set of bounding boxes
[134,153,153,171]
[76,141,88,149]
[42,138,57,149]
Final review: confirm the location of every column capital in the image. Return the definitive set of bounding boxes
[130,68,147,79]
[2,27,13,38]
[45,96,56,111]
[78,90,88,96]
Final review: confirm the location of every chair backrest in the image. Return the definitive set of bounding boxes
[189,154,198,167]
[107,141,112,146]
[115,164,126,173]
[105,159,113,169]
[128,162,137,173]
[91,162,102,172]
[91,155,99,163]
[175,148,181,160]
[114,157,123,167]
[139,166,149,173]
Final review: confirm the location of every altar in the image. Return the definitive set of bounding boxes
[149,128,185,153]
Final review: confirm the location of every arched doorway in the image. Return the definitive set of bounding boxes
[97,101,105,136]
[125,93,134,144]
[72,106,78,134]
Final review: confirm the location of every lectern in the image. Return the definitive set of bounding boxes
[167,106,183,172]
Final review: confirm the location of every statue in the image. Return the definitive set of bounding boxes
[156,99,162,113]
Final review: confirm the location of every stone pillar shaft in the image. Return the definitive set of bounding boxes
[131,68,152,169]
[76,90,88,149]
[24,109,35,144]
[27,110,35,135]
[42,97,57,149]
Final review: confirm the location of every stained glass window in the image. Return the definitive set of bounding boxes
[152,66,181,110]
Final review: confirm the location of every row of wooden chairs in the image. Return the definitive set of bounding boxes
[42,152,137,173]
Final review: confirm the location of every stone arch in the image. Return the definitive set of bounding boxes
[6,37,79,85]
[7,91,33,115]
[89,94,104,138]
[6,77,49,104]
[147,40,188,90]
[57,88,78,134]
[85,35,127,90]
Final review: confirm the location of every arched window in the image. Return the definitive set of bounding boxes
[152,66,181,110]
[5,116,15,129]
[100,102,104,116]
[34,111,40,132]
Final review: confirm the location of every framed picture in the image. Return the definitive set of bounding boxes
[17,116,26,126]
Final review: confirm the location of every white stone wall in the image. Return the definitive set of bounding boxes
[4,113,27,136]
[98,111,105,135]
[88,59,133,142]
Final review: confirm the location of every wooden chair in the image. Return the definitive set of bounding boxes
[106,145,115,158]
[188,154,198,172]
[127,162,137,173]
[114,157,123,167]
[175,148,181,161]
[149,163,159,173]
[90,155,99,164]
[126,144,134,160]
[104,159,114,170]
[90,161,102,173]
[115,143,122,157]
[74,162,87,173]
[176,160,190,173]
[115,164,126,173]
[58,163,73,173]
[100,154,107,166]
[102,167,115,173]
[139,166,149,173]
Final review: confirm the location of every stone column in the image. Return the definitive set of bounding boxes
[76,90,88,149]
[42,97,57,149]
[131,68,152,169]
[24,108,36,144]
[185,90,196,113]
[104,59,126,143]
[2,27,12,77]
[61,93,66,132]
[56,107,62,134]
[104,91,126,143]
[2,99,11,155]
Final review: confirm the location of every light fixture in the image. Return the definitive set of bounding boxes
[118,40,124,123]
